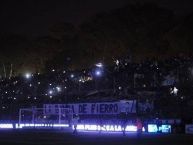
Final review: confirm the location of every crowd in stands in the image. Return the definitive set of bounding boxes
[0,56,193,120]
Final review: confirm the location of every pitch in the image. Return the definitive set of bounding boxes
[0,130,192,145]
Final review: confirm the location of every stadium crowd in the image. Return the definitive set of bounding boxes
[0,56,193,122]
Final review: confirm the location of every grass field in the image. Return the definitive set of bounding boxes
[0,129,192,145]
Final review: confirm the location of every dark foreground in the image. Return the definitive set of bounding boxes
[0,129,192,145]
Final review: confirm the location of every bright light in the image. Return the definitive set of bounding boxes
[170,87,178,96]
[161,125,171,133]
[125,125,137,132]
[115,60,119,66]
[73,124,171,133]
[148,124,158,133]
[95,63,103,68]
[148,124,171,133]
[0,123,170,133]
[173,87,178,95]
[0,124,13,129]
[15,123,69,129]
[53,124,69,127]
[95,70,102,76]
[49,90,53,95]
[73,124,141,132]
[70,74,74,78]
[25,73,31,79]
[56,86,61,92]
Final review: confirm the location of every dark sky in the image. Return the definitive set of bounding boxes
[1,0,193,36]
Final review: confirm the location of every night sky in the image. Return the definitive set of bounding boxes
[0,0,193,74]
[1,0,193,36]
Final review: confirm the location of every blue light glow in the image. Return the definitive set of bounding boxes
[0,123,171,134]
[15,123,69,129]
[73,124,143,132]
[95,70,102,76]
[161,125,171,133]
[148,124,171,133]
[148,124,158,133]
[0,124,13,129]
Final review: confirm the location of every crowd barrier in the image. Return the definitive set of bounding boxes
[0,123,171,133]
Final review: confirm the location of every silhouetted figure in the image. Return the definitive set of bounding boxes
[72,114,79,134]
[136,118,143,138]
[120,112,127,136]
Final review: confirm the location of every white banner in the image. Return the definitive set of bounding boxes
[43,100,136,115]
